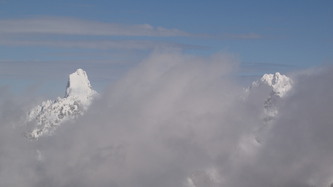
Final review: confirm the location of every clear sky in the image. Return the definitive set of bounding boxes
[0,0,332,96]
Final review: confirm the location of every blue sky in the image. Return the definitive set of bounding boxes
[0,0,332,96]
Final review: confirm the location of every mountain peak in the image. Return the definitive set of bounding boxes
[252,72,292,97]
[65,68,94,98]
[261,72,283,86]
[261,72,292,97]
[26,68,98,139]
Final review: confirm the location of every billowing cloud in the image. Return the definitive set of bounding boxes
[0,51,332,187]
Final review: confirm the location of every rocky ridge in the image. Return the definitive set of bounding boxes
[26,69,98,139]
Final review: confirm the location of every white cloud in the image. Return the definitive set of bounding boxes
[1,51,333,186]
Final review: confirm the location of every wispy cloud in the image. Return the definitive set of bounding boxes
[0,17,204,51]
[0,17,263,51]
[197,32,264,40]
[239,62,298,75]
[222,33,263,39]
[0,38,205,50]
[0,17,191,37]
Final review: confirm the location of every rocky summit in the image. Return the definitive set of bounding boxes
[26,69,98,139]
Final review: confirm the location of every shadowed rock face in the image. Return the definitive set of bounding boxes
[26,69,98,139]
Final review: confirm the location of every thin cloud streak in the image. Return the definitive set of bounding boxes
[0,38,206,50]
[0,17,191,37]
[0,17,264,45]
[0,17,207,51]
[223,33,263,39]
[0,17,265,52]
[198,33,264,40]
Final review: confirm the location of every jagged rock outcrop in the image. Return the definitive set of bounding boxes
[26,69,98,139]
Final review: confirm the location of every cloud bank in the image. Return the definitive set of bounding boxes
[0,52,333,187]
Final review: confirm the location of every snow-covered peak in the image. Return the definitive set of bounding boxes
[26,68,98,139]
[65,68,94,97]
[253,72,292,97]
[64,68,98,106]
[248,72,293,144]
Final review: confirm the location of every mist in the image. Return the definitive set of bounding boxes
[0,51,333,187]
